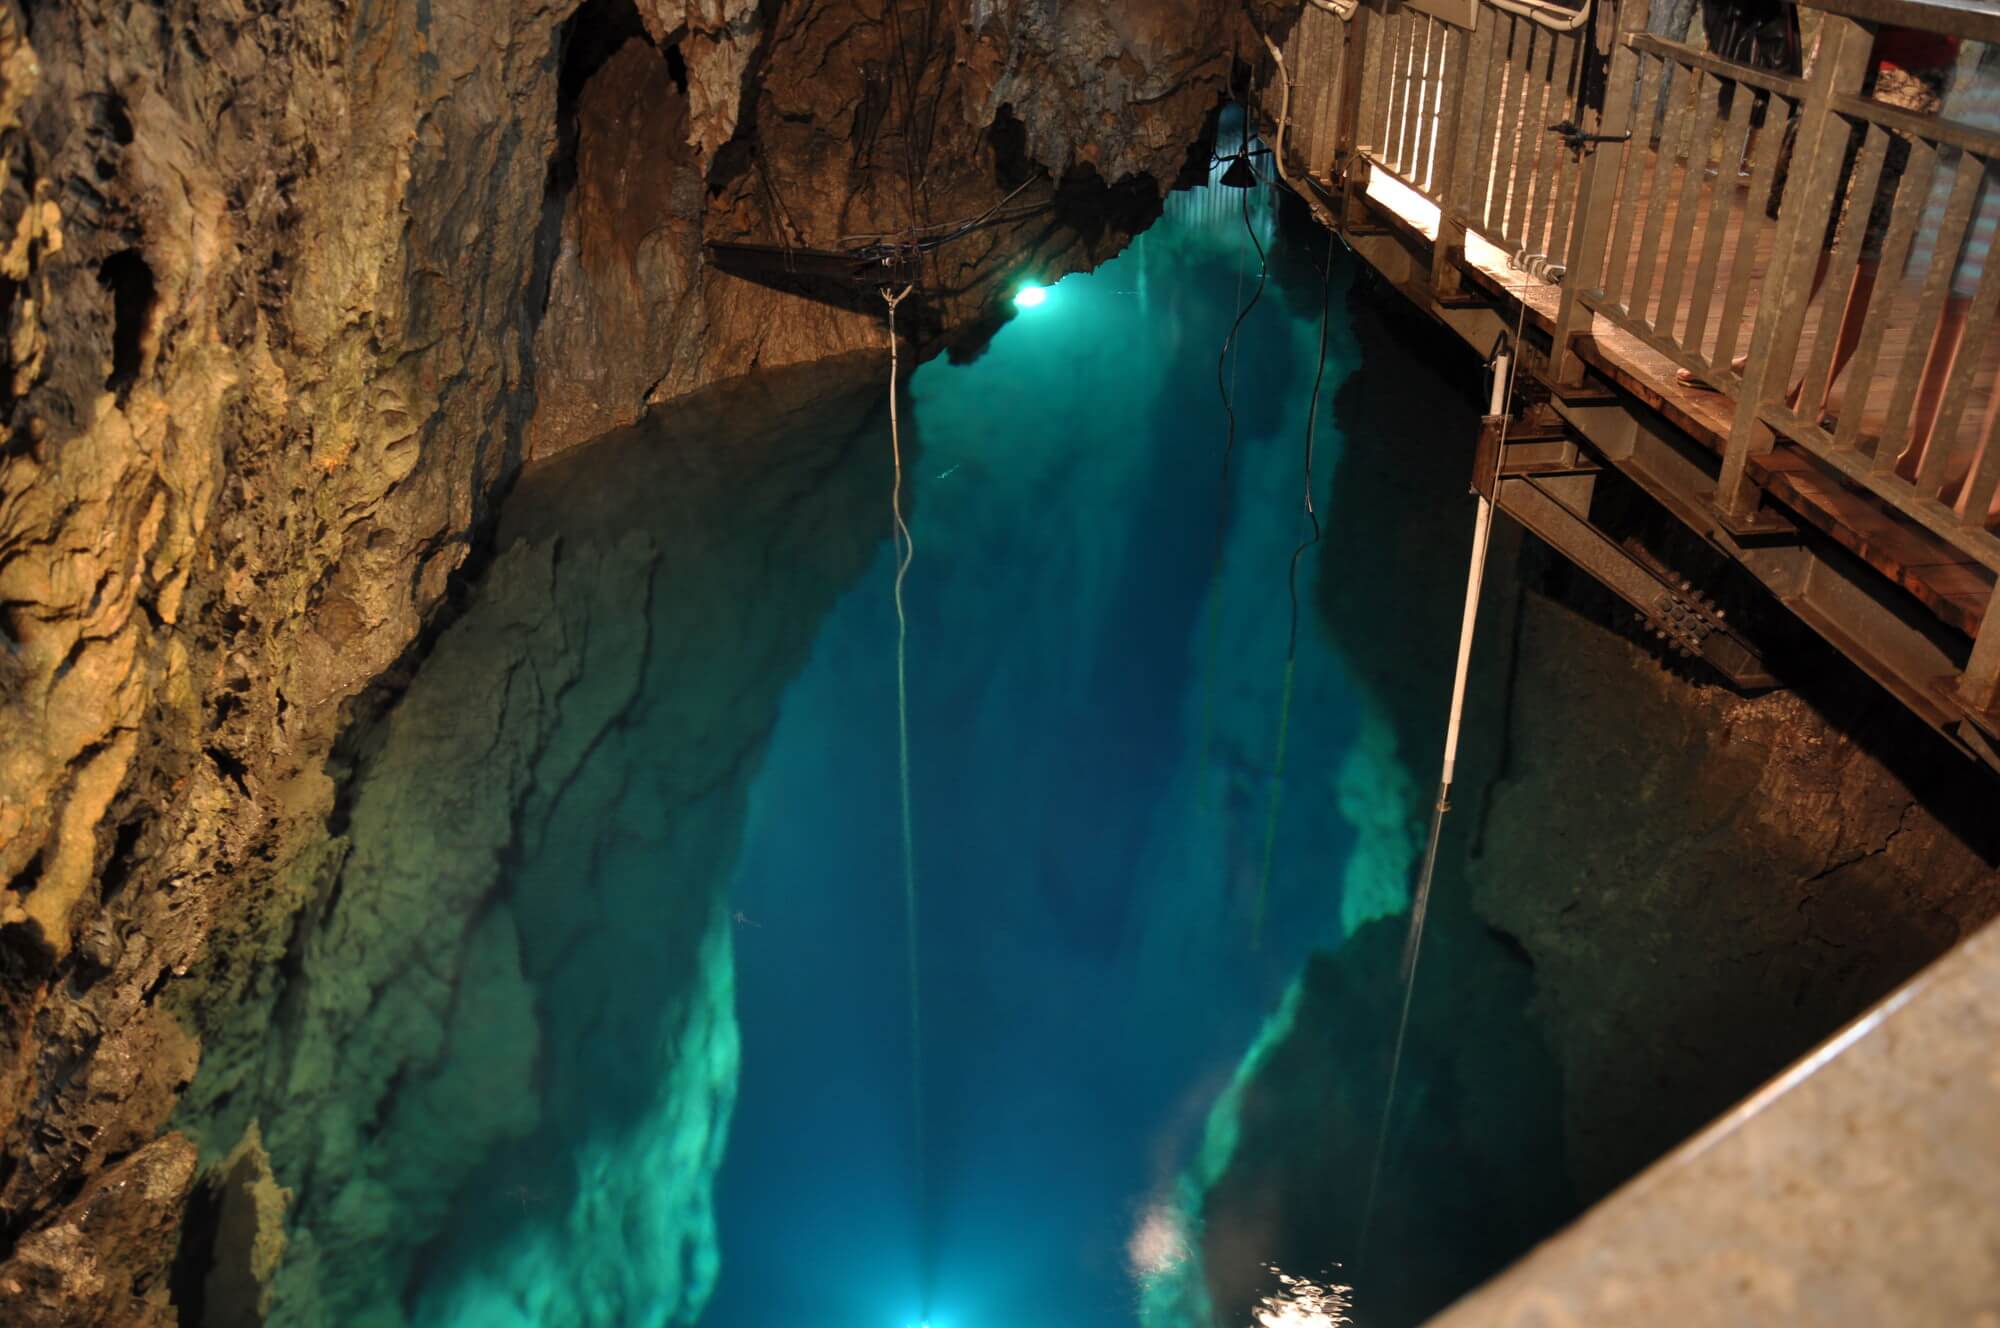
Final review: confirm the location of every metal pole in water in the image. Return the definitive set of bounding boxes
[1360,323,1517,1257]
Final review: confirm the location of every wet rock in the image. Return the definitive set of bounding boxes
[179,363,891,1326]
[0,1133,197,1328]
[1183,916,1570,1328]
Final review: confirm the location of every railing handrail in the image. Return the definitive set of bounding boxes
[1807,0,2000,45]
[1830,91,2000,157]
[1625,32,1806,100]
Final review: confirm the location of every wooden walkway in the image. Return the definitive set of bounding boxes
[1363,157,2000,641]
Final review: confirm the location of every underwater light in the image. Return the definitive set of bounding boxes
[1013,283,1047,309]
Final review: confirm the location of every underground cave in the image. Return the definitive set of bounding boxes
[1,0,1999,1325]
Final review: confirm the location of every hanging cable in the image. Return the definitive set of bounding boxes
[884,0,938,271]
[1359,287,1528,1258]
[1262,31,1337,230]
[1199,73,1272,819]
[1250,229,1338,950]
[880,281,929,1316]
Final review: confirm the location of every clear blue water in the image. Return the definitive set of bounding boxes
[320,161,1568,1328]
[706,182,1374,1326]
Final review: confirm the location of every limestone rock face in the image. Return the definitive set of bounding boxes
[522,0,1273,459]
[0,0,571,1296]
[0,0,1255,1317]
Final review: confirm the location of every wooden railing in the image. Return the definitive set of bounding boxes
[1571,33,1806,387]
[1757,86,2000,556]
[1273,0,2000,711]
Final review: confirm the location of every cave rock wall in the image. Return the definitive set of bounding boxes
[0,0,1275,1320]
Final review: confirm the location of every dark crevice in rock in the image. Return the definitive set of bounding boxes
[94,817,146,908]
[96,248,153,398]
[164,1171,220,1328]
[6,849,44,898]
[201,747,250,800]
[987,103,1032,189]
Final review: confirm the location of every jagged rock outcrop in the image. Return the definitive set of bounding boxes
[0,0,1271,1317]
[525,0,1279,458]
[0,1134,196,1328]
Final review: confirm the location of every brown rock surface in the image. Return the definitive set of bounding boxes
[524,0,1272,458]
[1472,581,2000,1197]
[1,1,575,1311]
[0,1133,196,1328]
[0,0,1261,1316]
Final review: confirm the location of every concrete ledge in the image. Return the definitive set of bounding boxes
[1425,917,2000,1326]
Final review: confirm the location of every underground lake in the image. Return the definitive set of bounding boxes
[12,5,2000,1326]
[166,156,1583,1328]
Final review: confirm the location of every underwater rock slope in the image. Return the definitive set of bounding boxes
[0,0,1273,1319]
[184,366,891,1326]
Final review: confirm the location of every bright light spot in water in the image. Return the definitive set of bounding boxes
[1127,1201,1193,1277]
[1013,284,1048,309]
[1255,1266,1356,1327]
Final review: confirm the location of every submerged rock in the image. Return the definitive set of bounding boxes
[170,363,894,1325]
[198,1122,292,1327]
[1162,273,2000,1327]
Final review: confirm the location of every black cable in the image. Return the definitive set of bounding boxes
[1252,227,1337,949]
[1211,116,1271,579]
[1199,85,1271,827]
[1286,229,1339,658]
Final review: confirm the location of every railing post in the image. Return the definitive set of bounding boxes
[1430,18,1470,297]
[1962,582,2000,716]
[1549,0,1647,387]
[1714,15,1870,521]
[1334,0,1375,172]
[1353,0,1391,162]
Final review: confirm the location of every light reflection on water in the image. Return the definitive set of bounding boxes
[1254,1266,1356,1327]
[1127,1201,1196,1279]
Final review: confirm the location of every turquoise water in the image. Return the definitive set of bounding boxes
[706,183,1371,1326]
[255,158,1571,1328]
